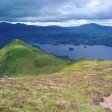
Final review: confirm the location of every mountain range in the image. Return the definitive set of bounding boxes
[0,22,112,48]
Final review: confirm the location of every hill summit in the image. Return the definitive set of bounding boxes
[0,39,69,77]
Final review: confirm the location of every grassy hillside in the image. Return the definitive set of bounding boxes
[0,40,112,112]
[0,39,70,77]
[0,59,112,112]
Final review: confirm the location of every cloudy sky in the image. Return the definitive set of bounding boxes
[0,0,112,26]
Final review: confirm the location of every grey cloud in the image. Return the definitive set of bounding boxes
[0,0,112,22]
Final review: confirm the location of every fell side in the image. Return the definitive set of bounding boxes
[0,39,70,77]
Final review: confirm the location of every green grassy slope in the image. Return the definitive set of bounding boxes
[0,59,112,112]
[0,40,112,112]
[0,39,70,77]
[60,59,112,112]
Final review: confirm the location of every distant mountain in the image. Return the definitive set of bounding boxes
[0,22,112,47]
[0,39,69,77]
[70,23,112,36]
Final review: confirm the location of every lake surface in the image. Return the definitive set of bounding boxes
[32,43,112,60]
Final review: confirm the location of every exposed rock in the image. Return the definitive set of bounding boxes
[100,93,112,111]
[57,100,70,110]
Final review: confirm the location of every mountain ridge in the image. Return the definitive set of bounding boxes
[0,39,70,77]
[0,22,112,47]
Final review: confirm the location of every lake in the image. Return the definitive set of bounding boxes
[31,43,112,60]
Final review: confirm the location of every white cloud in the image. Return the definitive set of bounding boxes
[86,0,101,9]
[1,19,112,27]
